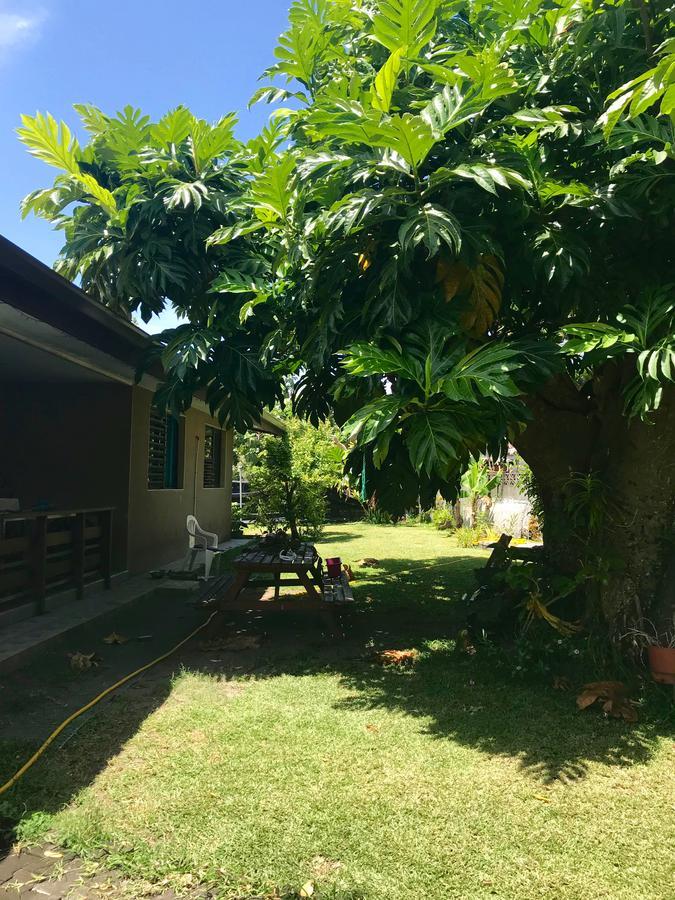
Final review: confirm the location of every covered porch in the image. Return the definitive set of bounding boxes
[0,321,134,624]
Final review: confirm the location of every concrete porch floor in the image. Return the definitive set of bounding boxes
[0,539,250,672]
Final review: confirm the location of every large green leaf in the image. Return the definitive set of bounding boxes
[207,220,265,247]
[210,268,270,294]
[72,104,110,135]
[601,41,675,137]
[373,113,436,170]
[342,395,403,444]
[189,115,238,174]
[249,155,297,221]
[398,203,462,257]
[307,100,387,147]
[561,323,633,354]
[432,163,531,195]
[372,0,441,56]
[362,256,414,328]
[164,179,209,210]
[324,190,395,235]
[421,84,490,137]
[17,112,81,174]
[17,113,117,213]
[269,18,329,87]
[405,409,459,476]
[372,47,407,113]
[150,106,194,148]
[440,344,523,403]
[341,341,422,384]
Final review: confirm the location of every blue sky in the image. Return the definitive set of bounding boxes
[0,0,292,330]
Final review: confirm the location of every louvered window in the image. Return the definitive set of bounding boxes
[148,412,182,489]
[203,426,223,488]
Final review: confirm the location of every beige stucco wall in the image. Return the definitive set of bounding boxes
[126,385,232,574]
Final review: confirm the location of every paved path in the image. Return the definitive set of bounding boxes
[0,844,211,898]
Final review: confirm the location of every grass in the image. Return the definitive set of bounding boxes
[1,523,674,899]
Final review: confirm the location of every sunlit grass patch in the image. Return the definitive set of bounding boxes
[2,524,673,899]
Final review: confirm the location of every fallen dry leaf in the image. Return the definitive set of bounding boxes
[365,723,380,734]
[103,631,127,645]
[602,697,638,722]
[553,675,572,691]
[576,681,637,722]
[356,558,380,567]
[300,881,315,897]
[43,849,63,858]
[374,648,419,666]
[68,651,100,671]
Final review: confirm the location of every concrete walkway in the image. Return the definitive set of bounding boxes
[0,574,179,673]
[0,540,250,672]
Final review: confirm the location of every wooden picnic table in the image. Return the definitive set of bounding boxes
[218,541,352,634]
[229,541,323,599]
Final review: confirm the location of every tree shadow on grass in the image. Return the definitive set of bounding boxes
[328,551,670,784]
[318,529,364,544]
[0,550,671,859]
[331,643,669,785]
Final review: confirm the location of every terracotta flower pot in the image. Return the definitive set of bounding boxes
[647,645,675,684]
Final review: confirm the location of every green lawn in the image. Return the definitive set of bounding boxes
[1,524,673,899]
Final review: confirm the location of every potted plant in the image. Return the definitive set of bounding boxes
[624,620,675,684]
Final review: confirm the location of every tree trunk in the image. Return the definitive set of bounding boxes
[513,371,675,638]
[513,373,596,575]
[591,371,675,634]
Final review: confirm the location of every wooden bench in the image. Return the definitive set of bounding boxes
[476,534,543,585]
[325,571,354,604]
[193,573,235,607]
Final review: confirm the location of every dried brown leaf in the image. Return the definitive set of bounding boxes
[374,648,419,666]
[103,631,127,645]
[576,690,598,710]
[603,698,638,723]
[68,651,100,671]
[577,681,637,721]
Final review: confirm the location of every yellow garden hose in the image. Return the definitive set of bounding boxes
[0,609,219,797]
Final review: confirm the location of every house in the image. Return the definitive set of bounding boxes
[0,236,281,624]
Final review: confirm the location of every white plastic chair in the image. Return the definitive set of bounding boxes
[185,515,219,579]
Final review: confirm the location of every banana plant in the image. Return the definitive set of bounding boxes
[460,456,502,526]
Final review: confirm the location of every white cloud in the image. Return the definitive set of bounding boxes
[0,6,46,61]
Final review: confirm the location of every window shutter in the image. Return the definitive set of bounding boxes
[203,426,223,488]
[148,412,181,489]
[148,412,168,490]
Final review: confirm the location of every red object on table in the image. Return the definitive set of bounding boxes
[326,557,342,578]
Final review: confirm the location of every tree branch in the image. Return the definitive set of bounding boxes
[633,0,653,55]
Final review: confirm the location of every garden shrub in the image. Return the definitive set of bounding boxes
[431,507,455,531]
[455,526,484,548]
